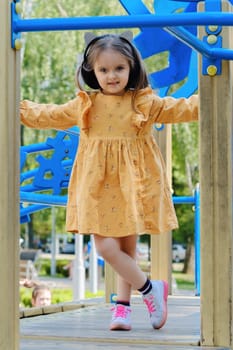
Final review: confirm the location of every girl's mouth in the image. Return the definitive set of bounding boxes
[108,82,119,86]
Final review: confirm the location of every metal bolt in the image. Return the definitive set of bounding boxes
[207,35,217,45]
[15,2,22,14]
[14,38,22,50]
[208,25,219,33]
[207,65,217,76]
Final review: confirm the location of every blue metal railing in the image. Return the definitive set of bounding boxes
[12,13,233,32]
[12,1,233,60]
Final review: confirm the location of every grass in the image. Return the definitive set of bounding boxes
[172,271,195,290]
[52,288,105,304]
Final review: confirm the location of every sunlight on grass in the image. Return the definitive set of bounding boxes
[173,271,195,290]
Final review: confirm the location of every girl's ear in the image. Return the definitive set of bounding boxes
[120,31,133,42]
[84,32,97,45]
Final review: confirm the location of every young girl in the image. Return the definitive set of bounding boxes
[31,285,52,307]
[20,32,198,331]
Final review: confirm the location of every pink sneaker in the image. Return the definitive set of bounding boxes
[142,280,168,329]
[110,304,132,331]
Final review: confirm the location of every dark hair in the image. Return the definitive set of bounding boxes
[76,34,149,92]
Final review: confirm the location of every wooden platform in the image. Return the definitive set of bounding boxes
[20,296,228,350]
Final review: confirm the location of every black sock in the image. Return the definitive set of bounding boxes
[138,278,152,295]
[116,300,130,307]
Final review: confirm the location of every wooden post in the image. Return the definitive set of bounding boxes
[0,2,20,349]
[151,126,172,291]
[199,1,233,347]
[104,263,117,303]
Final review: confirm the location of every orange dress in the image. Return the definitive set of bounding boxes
[20,87,198,237]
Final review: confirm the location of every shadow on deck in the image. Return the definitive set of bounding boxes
[20,295,227,350]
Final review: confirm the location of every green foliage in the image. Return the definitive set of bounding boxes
[173,204,195,244]
[20,287,32,307]
[172,122,198,245]
[38,259,51,276]
[56,260,70,278]
[38,258,70,277]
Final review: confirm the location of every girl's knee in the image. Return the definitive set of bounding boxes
[94,235,119,260]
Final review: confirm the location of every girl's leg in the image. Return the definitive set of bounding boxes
[117,235,137,301]
[94,234,168,331]
[94,234,145,331]
[94,234,147,291]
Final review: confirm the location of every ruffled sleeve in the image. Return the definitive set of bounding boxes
[132,87,155,130]
[132,87,198,132]
[20,91,92,132]
[150,94,198,124]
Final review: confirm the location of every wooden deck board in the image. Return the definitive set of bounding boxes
[20,296,229,350]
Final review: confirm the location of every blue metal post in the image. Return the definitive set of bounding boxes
[194,184,200,295]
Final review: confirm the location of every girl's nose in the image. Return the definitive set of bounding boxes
[108,70,116,78]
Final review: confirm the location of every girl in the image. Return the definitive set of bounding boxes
[20,32,198,331]
[31,285,52,307]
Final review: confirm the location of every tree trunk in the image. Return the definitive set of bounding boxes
[182,243,194,274]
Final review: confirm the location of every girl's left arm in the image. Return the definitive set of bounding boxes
[151,94,198,124]
[20,96,82,130]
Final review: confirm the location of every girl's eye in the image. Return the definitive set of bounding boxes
[116,66,124,71]
[100,68,107,73]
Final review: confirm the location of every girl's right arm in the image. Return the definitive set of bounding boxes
[20,95,83,130]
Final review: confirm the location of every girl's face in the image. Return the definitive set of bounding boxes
[93,49,130,95]
[32,290,51,307]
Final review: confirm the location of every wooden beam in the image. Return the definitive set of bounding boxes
[0,2,20,349]
[199,1,233,347]
[151,126,172,292]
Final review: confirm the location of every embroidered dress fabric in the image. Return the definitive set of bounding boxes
[20,87,198,237]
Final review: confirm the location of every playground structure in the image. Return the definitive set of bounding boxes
[0,0,233,349]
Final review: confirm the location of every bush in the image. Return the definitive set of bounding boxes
[56,260,70,277]
[20,287,33,307]
[37,258,71,277]
[37,259,51,276]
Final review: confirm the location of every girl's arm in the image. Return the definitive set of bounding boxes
[20,96,82,130]
[151,94,198,124]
